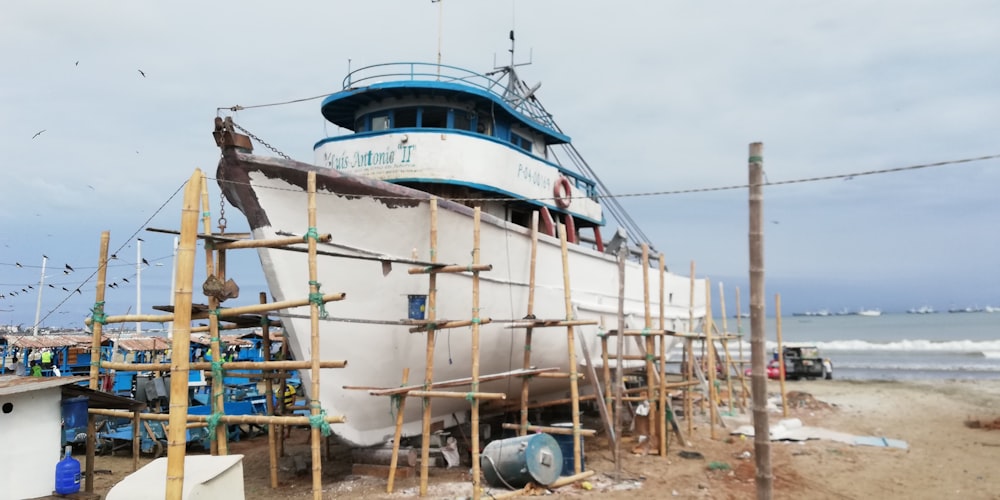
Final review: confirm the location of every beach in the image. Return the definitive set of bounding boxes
[87,377,1000,499]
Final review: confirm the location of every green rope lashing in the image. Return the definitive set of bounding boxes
[748,156,763,163]
[308,402,333,436]
[211,359,224,383]
[471,317,481,325]
[202,211,211,218]
[90,301,107,325]
[206,412,223,440]
[465,392,476,403]
[260,316,270,327]
[641,327,650,337]
[646,354,656,362]
[209,309,222,318]
[389,394,402,418]
[307,280,329,319]
[303,227,320,242]
[524,344,531,352]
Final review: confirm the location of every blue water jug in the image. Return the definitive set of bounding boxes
[55,445,81,495]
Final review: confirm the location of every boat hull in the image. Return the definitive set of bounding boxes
[217,151,706,445]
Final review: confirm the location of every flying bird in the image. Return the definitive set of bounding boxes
[137,69,146,77]
[75,61,79,66]
[32,130,46,139]
[65,264,74,272]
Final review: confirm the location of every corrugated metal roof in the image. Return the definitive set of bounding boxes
[0,375,88,396]
[115,337,171,352]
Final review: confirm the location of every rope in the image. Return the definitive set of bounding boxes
[90,301,107,325]
[308,402,333,436]
[307,280,329,318]
[303,226,320,242]
[206,412,223,440]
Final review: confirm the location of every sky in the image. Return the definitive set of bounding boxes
[2,1,999,329]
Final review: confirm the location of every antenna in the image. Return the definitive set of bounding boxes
[433,0,443,78]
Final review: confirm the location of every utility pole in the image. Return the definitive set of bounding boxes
[136,238,143,335]
[32,255,48,336]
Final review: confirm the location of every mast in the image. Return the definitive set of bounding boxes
[136,238,143,335]
[32,255,47,336]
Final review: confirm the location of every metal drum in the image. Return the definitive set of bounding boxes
[480,433,563,488]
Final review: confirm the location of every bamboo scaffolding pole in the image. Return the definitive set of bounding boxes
[99,360,346,372]
[640,244,657,455]
[470,207,483,500]
[212,233,332,250]
[89,408,344,425]
[407,263,493,274]
[776,294,788,418]
[736,286,747,410]
[200,173,227,454]
[519,212,539,436]
[362,368,558,395]
[419,198,438,497]
[658,253,668,456]
[705,278,717,439]
[685,261,695,435]
[558,223,582,476]
[409,390,504,400]
[600,324,613,430]
[259,292,279,489]
[573,322,615,451]
[719,282,735,414]
[165,169,202,500]
[132,414,141,471]
[305,172,325,500]
[84,293,345,326]
[749,142,774,499]
[84,231,110,493]
[614,245,626,480]
[407,318,492,333]
[386,368,409,493]
[505,319,596,328]
[489,470,597,500]
[500,423,597,436]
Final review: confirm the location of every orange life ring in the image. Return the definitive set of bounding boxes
[553,176,572,209]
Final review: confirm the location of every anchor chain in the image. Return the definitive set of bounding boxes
[230,121,292,160]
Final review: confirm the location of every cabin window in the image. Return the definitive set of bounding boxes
[354,116,366,132]
[454,110,472,131]
[476,113,494,136]
[511,132,532,152]
[371,113,390,131]
[395,108,418,128]
[421,107,448,128]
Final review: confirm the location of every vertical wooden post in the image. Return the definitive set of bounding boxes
[200,175,227,454]
[85,231,110,493]
[685,261,695,436]
[166,169,203,500]
[558,223,582,475]
[519,212,539,436]
[260,292,279,489]
[705,278,716,439]
[305,172,324,500]
[640,244,655,454]
[470,208,483,500]
[601,318,612,434]
[719,282,734,413]
[614,245,627,480]
[736,286,748,410]
[386,368,410,493]
[749,142,773,499]
[657,254,668,456]
[419,198,439,497]
[775,294,788,418]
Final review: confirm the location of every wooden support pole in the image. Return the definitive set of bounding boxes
[419,198,438,497]
[407,318,492,333]
[520,213,539,437]
[749,142,774,499]
[705,278,717,439]
[409,390,505,400]
[386,368,409,493]
[558,223,582,476]
[470,207,483,500]
[614,245,626,480]
[212,233,332,250]
[362,368,558,395]
[260,292,279,489]
[99,360,346,372]
[574,323,615,452]
[719,282,735,414]
[84,231,110,493]
[658,253,668,457]
[90,408,345,425]
[201,173,228,454]
[85,294,345,326]
[600,326,613,432]
[165,169,203,500]
[640,244,657,454]
[505,319,596,328]
[736,286,748,410]
[501,423,597,436]
[776,294,788,418]
[407,263,493,274]
[685,261,695,436]
[305,171,324,500]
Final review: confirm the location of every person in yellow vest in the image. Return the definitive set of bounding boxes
[283,383,297,409]
[41,349,53,369]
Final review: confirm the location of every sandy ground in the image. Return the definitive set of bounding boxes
[87,378,1000,499]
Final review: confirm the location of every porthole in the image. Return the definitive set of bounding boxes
[2,402,12,414]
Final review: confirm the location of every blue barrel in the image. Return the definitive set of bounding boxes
[61,396,89,430]
[407,295,427,320]
[551,423,584,476]
[481,433,563,488]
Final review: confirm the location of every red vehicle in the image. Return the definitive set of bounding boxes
[745,360,782,379]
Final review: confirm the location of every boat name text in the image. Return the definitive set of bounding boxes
[324,144,416,170]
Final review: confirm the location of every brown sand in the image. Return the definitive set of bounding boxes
[88,378,1000,499]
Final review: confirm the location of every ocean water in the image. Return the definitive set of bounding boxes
[724,312,1000,381]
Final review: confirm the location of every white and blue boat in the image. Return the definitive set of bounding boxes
[214,46,707,446]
